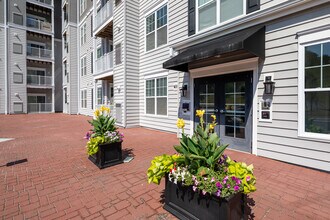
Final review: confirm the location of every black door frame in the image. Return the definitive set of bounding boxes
[194,71,253,153]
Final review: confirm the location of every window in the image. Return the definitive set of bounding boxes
[81,23,86,45]
[13,73,23,84]
[197,0,244,31]
[97,45,102,59]
[146,77,167,115]
[91,52,93,73]
[64,88,68,104]
[13,43,23,54]
[13,13,23,25]
[81,56,87,76]
[80,0,87,15]
[115,43,122,65]
[146,5,167,51]
[81,89,87,108]
[298,29,330,139]
[302,42,330,136]
[97,86,102,105]
[91,89,94,109]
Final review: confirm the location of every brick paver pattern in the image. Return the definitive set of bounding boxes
[0,114,329,220]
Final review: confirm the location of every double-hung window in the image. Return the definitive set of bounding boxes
[97,86,103,105]
[146,5,167,51]
[81,89,87,108]
[197,0,244,32]
[299,30,330,138]
[80,0,87,15]
[80,56,87,76]
[80,23,86,45]
[146,77,167,115]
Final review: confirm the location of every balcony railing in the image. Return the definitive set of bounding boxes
[27,17,52,32]
[27,75,52,86]
[96,52,113,74]
[28,103,52,113]
[29,0,52,6]
[94,0,113,30]
[27,46,52,59]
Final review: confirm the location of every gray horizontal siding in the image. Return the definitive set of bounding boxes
[258,4,330,171]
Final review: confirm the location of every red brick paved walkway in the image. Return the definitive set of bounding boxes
[0,114,329,219]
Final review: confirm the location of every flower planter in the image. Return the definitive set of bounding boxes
[164,175,245,220]
[88,142,123,169]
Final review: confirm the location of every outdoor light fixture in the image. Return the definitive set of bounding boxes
[180,84,188,97]
[263,76,275,94]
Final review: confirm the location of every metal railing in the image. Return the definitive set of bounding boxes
[94,0,113,30]
[95,52,113,74]
[26,17,52,32]
[27,46,52,59]
[29,0,52,6]
[28,103,52,113]
[27,75,52,86]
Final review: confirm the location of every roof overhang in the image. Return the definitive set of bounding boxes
[163,26,265,72]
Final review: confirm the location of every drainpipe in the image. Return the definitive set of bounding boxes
[77,0,80,115]
[51,4,55,112]
[123,0,127,128]
[4,0,8,114]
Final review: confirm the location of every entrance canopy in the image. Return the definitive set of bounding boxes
[163,26,265,72]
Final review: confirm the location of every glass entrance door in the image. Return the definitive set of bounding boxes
[194,71,253,152]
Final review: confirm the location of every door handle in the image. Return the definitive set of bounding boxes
[214,109,219,113]
[219,109,226,114]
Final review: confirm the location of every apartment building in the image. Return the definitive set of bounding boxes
[0,0,62,114]
[69,0,330,171]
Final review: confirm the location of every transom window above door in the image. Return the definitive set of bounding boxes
[197,0,245,31]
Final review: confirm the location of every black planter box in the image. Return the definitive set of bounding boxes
[88,142,123,169]
[164,175,245,220]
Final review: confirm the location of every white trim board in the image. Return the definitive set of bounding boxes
[189,58,259,155]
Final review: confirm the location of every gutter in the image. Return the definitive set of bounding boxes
[171,0,324,50]
[4,0,8,114]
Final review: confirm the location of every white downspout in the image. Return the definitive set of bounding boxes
[4,0,8,114]
[123,0,127,128]
[52,5,55,112]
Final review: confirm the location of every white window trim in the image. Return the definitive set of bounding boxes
[80,55,87,76]
[80,0,87,15]
[80,23,86,46]
[81,89,87,109]
[196,0,246,33]
[298,28,330,140]
[144,3,168,53]
[144,75,168,117]
[96,85,103,105]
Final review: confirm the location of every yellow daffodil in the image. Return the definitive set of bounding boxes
[176,118,185,129]
[211,114,216,121]
[196,110,205,118]
[209,124,215,130]
[94,109,101,117]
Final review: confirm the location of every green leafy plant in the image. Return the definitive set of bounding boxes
[85,106,123,155]
[174,111,228,174]
[89,108,116,137]
[147,154,184,184]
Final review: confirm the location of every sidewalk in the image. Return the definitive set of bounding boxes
[0,114,329,219]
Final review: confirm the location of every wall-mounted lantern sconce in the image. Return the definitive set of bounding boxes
[180,84,188,97]
[263,76,275,94]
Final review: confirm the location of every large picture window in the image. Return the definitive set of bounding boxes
[303,42,330,135]
[146,5,167,51]
[197,0,244,32]
[146,77,167,115]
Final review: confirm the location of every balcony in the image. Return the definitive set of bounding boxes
[95,52,113,75]
[28,103,52,113]
[94,0,113,38]
[27,46,52,59]
[28,0,53,6]
[27,75,52,87]
[27,17,52,32]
